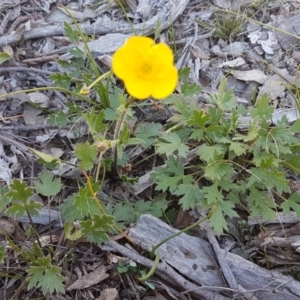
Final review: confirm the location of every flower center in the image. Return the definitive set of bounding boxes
[138,63,152,80]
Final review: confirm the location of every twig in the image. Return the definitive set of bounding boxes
[0,125,70,131]
[174,29,215,45]
[8,15,33,33]
[206,228,238,291]
[0,67,56,75]
[22,55,60,65]
[0,23,111,47]
[22,6,44,12]
[0,131,29,152]
[0,11,12,35]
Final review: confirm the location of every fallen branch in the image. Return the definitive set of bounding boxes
[127,214,300,300]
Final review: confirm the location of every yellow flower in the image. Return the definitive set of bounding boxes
[112,36,178,100]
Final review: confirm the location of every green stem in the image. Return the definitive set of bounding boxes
[0,87,98,106]
[95,151,104,182]
[25,208,43,249]
[82,170,136,245]
[87,71,111,91]
[138,252,160,282]
[112,96,134,176]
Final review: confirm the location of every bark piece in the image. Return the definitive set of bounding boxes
[128,214,300,300]
[67,264,108,291]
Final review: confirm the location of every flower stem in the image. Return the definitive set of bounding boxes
[82,170,136,245]
[80,71,111,95]
[111,96,134,177]
[95,151,104,183]
[138,252,160,282]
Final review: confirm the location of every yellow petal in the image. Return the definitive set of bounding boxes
[112,36,154,80]
[152,43,174,65]
[151,64,178,99]
[112,35,178,100]
[125,36,154,50]
[124,75,152,100]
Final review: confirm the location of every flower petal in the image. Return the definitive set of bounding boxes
[151,64,178,99]
[126,36,154,50]
[152,43,174,66]
[112,35,178,100]
[112,36,154,80]
[124,75,152,100]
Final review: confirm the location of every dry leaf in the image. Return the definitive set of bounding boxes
[231,69,268,84]
[96,288,119,300]
[67,265,108,291]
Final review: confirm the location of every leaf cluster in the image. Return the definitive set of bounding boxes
[152,76,300,234]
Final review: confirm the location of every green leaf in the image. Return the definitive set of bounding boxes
[63,21,80,42]
[234,122,259,142]
[35,171,62,197]
[81,214,115,244]
[250,93,274,119]
[154,17,162,41]
[0,186,11,212]
[27,256,65,295]
[151,157,193,193]
[204,160,235,181]
[174,184,204,210]
[190,129,204,141]
[126,137,144,146]
[209,205,228,235]
[83,109,106,137]
[178,67,190,80]
[197,144,227,162]
[168,95,198,124]
[60,195,84,222]
[74,142,98,170]
[254,122,297,157]
[248,186,275,220]
[0,52,11,64]
[188,109,210,128]
[291,118,300,133]
[281,194,300,217]
[203,183,224,205]
[247,168,290,194]
[283,154,300,174]
[6,200,43,218]
[49,73,72,89]
[219,138,249,156]
[105,203,135,227]
[134,199,168,219]
[119,123,130,146]
[109,88,123,110]
[29,148,60,166]
[156,132,189,157]
[181,82,202,97]
[104,108,117,121]
[209,77,237,110]
[135,122,162,148]
[74,182,101,218]
[252,152,280,168]
[47,111,68,126]
[69,47,84,58]
[6,179,34,203]
[229,141,248,156]
[0,245,5,264]
[209,201,238,235]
